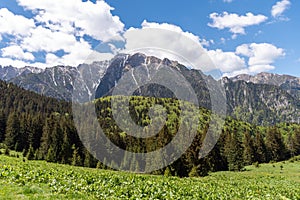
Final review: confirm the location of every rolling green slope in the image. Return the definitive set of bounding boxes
[0,153,299,199]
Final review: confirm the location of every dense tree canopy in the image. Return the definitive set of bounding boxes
[0,80,300,177]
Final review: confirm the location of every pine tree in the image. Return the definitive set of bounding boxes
[0,110,6,142]
[60,128,72,164]
[28,115,43,149]
[224,130,244,171]
[19,113,30,151]
[164,166,172,177]
[84,149,94,168]
[46,146,56,162]
[265,126,287,162]
[26,145,35,160]
[39,117,53,158]
[243,131,255,165]
[72,145,82,166]
[286,132,295,157]
[4,112,20,150]
[254,131,267,163]
[293,128,300,156]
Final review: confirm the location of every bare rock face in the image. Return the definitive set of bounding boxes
[1,53,299,125]
[229,72,300,99]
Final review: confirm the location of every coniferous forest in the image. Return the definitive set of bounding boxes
[1,80,300,177]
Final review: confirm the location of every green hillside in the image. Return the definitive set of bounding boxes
[0,153,299,199]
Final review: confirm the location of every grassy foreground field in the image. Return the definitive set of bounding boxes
[0,154,299,200]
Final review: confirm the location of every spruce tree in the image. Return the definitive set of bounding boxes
[72,145,82,166]
[224,130,244,171]
[4,112,20,150]
[0,110,6,142]
[243,131,255,165]
[265,126,287,162]
[26,145,35,160]
[293,128,300,156]
[46,146,56,162]
[254,131,267,163]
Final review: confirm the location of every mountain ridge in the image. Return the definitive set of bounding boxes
[0,53,299,125]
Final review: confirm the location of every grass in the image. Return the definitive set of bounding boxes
[0,153,300,199]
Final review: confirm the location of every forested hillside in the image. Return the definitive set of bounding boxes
[1,80,300,177]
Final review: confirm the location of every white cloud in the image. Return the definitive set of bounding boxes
[123,21,284,77]
[200,38,214,47]
[123,20,216,72]
[236,43,285,67]
[223,0,233,2]
[221,43,285,77]
[271,0,291,18]
[0,8,35,37]
[208,12,268,38]
[0,57,47,69]
[45,38,115,66]
[0,0,124,68]
[207,49,246,73]
[1,45,34,61]
[17,0,124,41]
[21,26,78,53]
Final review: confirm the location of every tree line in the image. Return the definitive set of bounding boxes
[1,80,300,177]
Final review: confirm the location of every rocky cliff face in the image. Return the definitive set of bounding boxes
[222,77,299,125]
[0,66,43,81]
[230,72,300,99]
[4,61,109,101]
[0,54,299,125]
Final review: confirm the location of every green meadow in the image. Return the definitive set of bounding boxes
[0,152,299,200]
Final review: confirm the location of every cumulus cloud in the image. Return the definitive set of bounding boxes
[200,38,214,47]
[222,43,285,77]
[123,21,285,77]
[0,57,47,68]
[21,26,78,53]
[236,43,285,66]
[207,49,246,73]
[1,45,34,61]
[208,12,268,38]
[123,20,216,72]
[0,0,124,68]
[45,39,114,66]
[0,8,35,37]
[17,0,124,41]
[271,0,291,18]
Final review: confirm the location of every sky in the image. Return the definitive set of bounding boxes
[0,0,299,77]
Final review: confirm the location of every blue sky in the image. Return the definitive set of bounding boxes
[0,0,299,77]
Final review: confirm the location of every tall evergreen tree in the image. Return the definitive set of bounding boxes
[72,145,83,166]
[292,128,300,156]
[254,131,267,163]
[243,131,255,165]
[224,129,244,171]
[28,114,43,149]
[4,112,20,150]
[286,132,295,157]
[0,110,6,142]
[265,126,287,162]
[46,146,56,162]
[19,113,30,151]
[26,145,35,160]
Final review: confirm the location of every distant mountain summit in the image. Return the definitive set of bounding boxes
[230,72,300,99]
[0,54,299,125]
[0,62,109,101]
[0,65,43,81]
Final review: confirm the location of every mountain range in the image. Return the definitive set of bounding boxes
[0,53,299,125]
